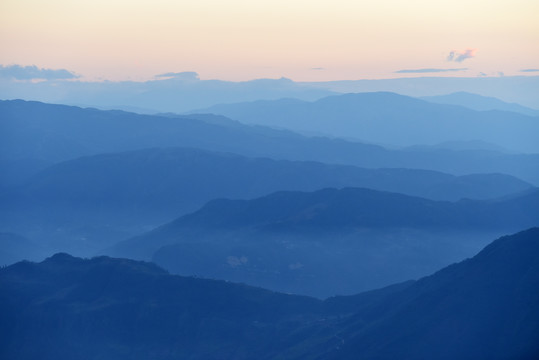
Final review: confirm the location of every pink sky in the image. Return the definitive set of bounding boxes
[1,0,538,81]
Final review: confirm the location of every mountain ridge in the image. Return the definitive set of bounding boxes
[195,91,539,153]
[420,91,539,116]
[108,187,539,296]
[2,228,539,359]
[2,99,539,184]
[2,146,533,266]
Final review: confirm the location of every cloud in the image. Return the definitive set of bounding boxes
[155,71,199,81]
[0,64,78,80]
[395,68,467,74]
[520,69,539,72]
[311,67,325,71]
[447,49,477,62]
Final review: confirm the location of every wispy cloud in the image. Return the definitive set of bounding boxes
[311,67,325,71]
[520,69,539,72]
[0,64,78,80]
[395,68,467,74]
[447,49,477,62]
[155,71,199,81]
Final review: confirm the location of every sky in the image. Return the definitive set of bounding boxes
[1,0,538,82]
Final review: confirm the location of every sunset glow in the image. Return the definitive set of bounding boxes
[1,0,538,81]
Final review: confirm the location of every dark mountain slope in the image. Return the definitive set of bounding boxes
[196,92,539,153]
[0,253,324,360]
[2,229,539,359]
[317,227,539,360]
[2,99,539,184]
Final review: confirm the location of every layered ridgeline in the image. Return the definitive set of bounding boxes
[108,187,539,297]
[194,92,539,153]
[2,99,539,185]
[420,91,539,117]
[2,228,538,359]
[1,146,533,264]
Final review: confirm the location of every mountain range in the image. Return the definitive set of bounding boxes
[305,75,539,109]
[2,228,538,359]
[194,92,539,153]
[420,91,539,117]
[3,73,539,111]
[1,147,531,254]
[108,187,539,297]
[2,99,539,185]
[2,91,539,358]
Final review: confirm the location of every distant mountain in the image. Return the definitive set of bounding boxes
[194,92,539,153]
[109,187,539,297]
[3,147,532,265]
[2,228,539,359]
[2,72,539,111]
[2,99,539,184]
[420,91,539,116]
[20,146,531,206]
[0,75,335,113]
[306,75,539,110]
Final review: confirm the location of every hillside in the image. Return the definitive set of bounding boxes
[109,188,539,296]
[318,227,539,359]
[2,228,538,359]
